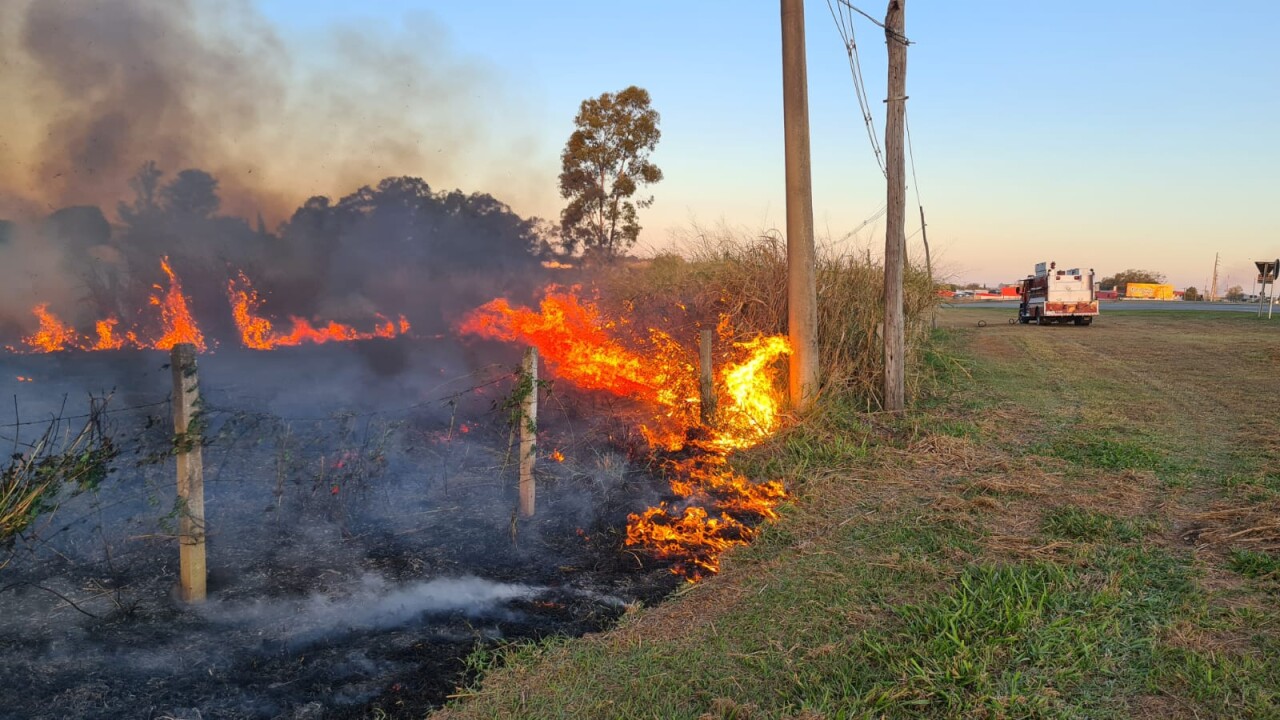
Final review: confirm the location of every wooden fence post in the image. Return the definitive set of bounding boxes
[699,329,716,425]
[519,347,537,517]
[171,343,206,603]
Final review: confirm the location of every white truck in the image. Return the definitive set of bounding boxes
[1017,262,1099,325]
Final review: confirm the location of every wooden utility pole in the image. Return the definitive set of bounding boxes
[699,328,717,425]
[781,0,819,411]
[1209,252,1221,302]
[919,205,935,330]
[882,0,908,413]
[518,347,537,517]
[170,343,206,603]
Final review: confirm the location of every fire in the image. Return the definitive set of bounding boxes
[4,259,413,354]
[22,304,80,352]
[550,449,565,463]
[460,287,791,580]
[461,291,668,401]
[228,271,411,349]
[150,257,205,352]
[710,335,793,451]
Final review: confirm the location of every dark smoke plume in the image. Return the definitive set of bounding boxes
[0,0,546,222]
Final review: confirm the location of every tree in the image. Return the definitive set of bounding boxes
[1098,269,1165,294]
[558,86,663,259]
[1226,285,1245,302]
[162,169,221,219]
[1183,286,1201,301]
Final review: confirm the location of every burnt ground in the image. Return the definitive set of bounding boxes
[0,341,688,719]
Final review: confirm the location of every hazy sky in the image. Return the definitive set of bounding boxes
[255,1,1278,290]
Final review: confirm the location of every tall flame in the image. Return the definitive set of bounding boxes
[460,288,791,580]
[9,260,410,354]
[228,271,411,349]
[150,257,205,352]
[22,304,80,352]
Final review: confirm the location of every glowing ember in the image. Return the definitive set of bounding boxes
[150,257,205,352]
[16,376,34,383]
[550,449,565,463]
[228,271,411,349]
[460,287,791,580]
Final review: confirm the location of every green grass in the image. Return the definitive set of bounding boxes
[1041,506,1151,542]
[1228,548,1280,581]
[438,309,1280,720]
[1047,435,1167,471]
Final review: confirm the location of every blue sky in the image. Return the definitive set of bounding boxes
[255,1,1279,289]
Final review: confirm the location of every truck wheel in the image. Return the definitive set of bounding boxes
[1073,317,1084,326]
[1082,317,1093,326]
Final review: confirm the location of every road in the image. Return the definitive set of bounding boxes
[951,300,1272,313]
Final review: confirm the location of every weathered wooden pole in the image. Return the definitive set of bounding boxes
[170,343,206,603]
[883,0,908,413]
[920,205,936,330]
[699,328,716,425]
[781,0,819,411]
[519,347,537,517]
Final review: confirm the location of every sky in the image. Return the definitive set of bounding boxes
[251,1,1279,290]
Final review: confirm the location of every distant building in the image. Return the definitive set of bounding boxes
[1124,283,1175,300]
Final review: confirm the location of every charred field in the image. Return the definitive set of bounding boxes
[0,339,699,719]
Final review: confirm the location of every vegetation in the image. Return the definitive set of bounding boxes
[1184,285,1201,301]
[592,226,938,407]
[1099,268,1166,294]
[1226,285,1246,302]
[438,308,1280,719]
[1,402,116,559]
[558,86,663,259]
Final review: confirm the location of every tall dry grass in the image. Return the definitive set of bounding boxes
[595,225,939,409]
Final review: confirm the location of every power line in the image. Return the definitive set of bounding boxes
[825,0,887,178]
[905,111,923,209]
[836,0,911,44]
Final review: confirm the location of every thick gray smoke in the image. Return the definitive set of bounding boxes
[0,0,545,221]
[0,0,556,338]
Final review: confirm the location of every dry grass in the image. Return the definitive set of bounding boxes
[1184,500,1280,552]
[596,225,938,407]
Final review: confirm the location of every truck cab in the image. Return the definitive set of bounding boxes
[1018,262,1099,325]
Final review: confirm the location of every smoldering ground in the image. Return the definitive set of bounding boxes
[0,342,681,719]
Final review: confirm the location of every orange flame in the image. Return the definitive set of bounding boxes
[228,271,411,349]
[460,287,790,580]
[22,304,80,352]
[11,260,410,353]
[150,257,205,352]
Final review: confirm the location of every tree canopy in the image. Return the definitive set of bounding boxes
[1098,269,1166,293]
[558,86,663,259]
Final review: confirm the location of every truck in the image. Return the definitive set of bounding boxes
[1018,261,1099,325]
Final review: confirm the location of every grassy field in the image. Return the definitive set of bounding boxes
[434,308,1280,719]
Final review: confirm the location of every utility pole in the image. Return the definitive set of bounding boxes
[781,0,819,411]
[919,205,935,330]
[1210,252,1220,302]
[882,0,907,413]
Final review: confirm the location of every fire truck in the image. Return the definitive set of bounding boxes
[1017,262,1099,325]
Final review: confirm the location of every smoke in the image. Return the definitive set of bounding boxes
[202,575,540,647]
[0,0,545,222]
[0,223,75,338]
